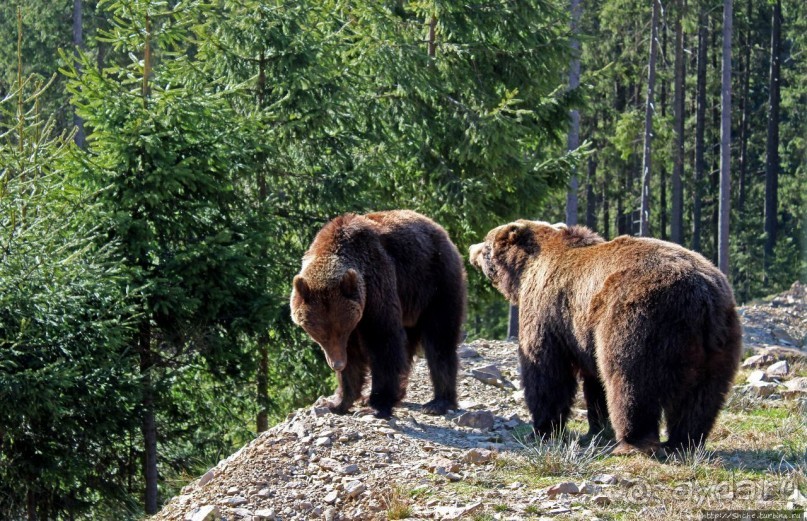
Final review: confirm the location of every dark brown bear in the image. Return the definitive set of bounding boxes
[291,210,466,419]
[469,221,741,455]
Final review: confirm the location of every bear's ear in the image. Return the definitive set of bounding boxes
[340,269,362,301]
[498,223,537,254]
[293,275,311,302]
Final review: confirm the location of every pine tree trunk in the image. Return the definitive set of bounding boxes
[614,72,626,237]
[671,0,686,245]
[586,154,597,230]
[764,0,781,279]
[737,0,751,214]
[659,21,668,241]
[140,320,158,515]
[639,0,659,237]
[692,4,708,252]
[427,16,436,57]
[255,52,270,434]
[602,167,610,240]
[140,17,158,514]
[565,0,582,225]
[718,0,732,275]
[73,0,86,148]
[27,489,36,521]
[256,338,269,432]
[711,18,720,264]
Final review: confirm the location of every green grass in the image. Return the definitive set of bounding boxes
[433,392,807,519]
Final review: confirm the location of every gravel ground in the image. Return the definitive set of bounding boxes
[154,282,807,521]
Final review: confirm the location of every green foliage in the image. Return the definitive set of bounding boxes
[12,0,805,518]
[0,42,139,518]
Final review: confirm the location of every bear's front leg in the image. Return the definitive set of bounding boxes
[520,331,578,438]
[362,325,409,419]
[327,337,366,414]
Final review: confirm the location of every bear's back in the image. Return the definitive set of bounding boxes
[588,235,735,310]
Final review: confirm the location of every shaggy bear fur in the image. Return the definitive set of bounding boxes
[291,210,466,419]
[469,221,741,455]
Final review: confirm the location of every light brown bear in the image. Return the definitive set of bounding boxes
[469,221,741,455]
[291,210,466,419]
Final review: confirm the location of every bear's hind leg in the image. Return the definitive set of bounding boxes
[665,309,740,453]
[664,369,734,453]
[582,375,612,441]
[419,301,461,415]
[603,369,663,456]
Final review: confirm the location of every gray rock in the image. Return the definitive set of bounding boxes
[323,490,338,504]
[742,354,775,368]
[315,436,332,447]
[458,346,480,358]
[428,457,460,474]
[745,381,779,398]
[225,495,248,507]
[746,370,769,384]
[232,508,253,518]
[578,481,602,494]
[766,360,789,377]
[254,508,277,520]
[456,410,495,430]
[547,482,579,497]
[198,470,215,487]
[591,474,618,485]
[472,364,503,379]
[190,505,218,521]
[782,377,807,399]
[470,364,515,389]
[345,480,366,498]
[592,495,612,506]
[785,377,807,391]
[340,463,360,475]
[310,406,331,418]
[463,448,495,465]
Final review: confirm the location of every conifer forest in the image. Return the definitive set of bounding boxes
[0,0,804,518]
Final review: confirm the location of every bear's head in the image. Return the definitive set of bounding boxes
[469,221,603,303]
[290,268,366,372]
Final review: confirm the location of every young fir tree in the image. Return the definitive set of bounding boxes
[64,0,277,513]
[0,9,139,520]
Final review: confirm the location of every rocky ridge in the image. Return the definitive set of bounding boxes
[155,282,807,521]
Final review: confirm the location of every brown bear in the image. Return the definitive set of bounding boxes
[290,210,466,419]
[469,221,741,455]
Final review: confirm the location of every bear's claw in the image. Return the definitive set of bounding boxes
[373,407,393,419]
[422,398,453,415]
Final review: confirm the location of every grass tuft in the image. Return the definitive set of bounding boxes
[383,485,413,520]
[514,427,613,477]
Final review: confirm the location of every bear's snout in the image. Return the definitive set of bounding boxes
[469,243,484,269]
[330,359,346,372]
